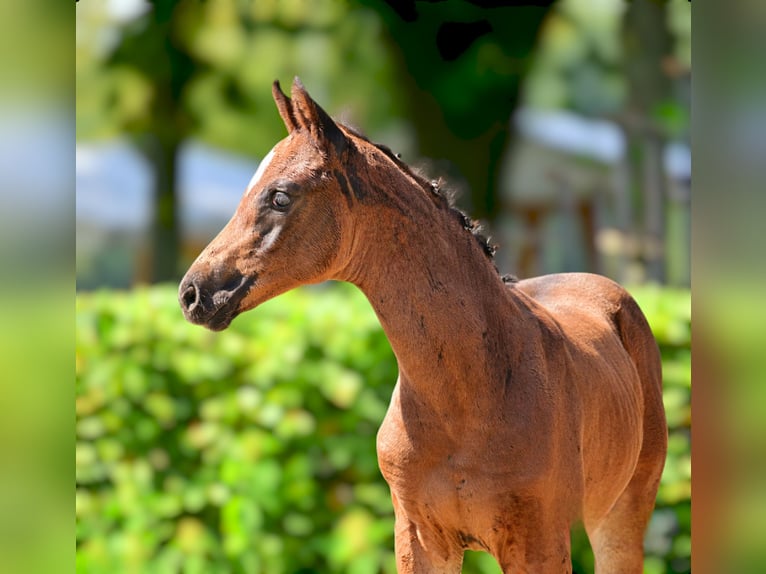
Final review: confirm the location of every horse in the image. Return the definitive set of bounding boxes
[179,78,667,574]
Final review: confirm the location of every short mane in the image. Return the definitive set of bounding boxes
[341,123,498,265]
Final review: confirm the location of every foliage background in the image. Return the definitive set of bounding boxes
[76,0,691,572]
[76,283,690,574]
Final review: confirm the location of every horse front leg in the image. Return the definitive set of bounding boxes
[495,534,573,574]
[491,511,573,574]
[391,494,463,574]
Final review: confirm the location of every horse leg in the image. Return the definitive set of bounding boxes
[585,453,665,574]
[497,545,572,572]
[391,494,463,574]
[493,515,573,574]
[582,288,667,573]
[588,297,667,574]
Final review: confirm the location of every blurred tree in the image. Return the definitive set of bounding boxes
[621,0,674,283]
[361,0,556,221]
[107,0,194,283]
[491,0,688,283]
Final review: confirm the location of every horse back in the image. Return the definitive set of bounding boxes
[514,272,661,397]
[515,272,663,414]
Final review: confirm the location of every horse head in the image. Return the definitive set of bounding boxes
[179,78,354,330]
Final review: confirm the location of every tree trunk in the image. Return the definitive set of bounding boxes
[109,0,194,284]
[622,0,672,283]
[143,134,181,283]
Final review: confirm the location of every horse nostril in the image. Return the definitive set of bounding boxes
[181,283,199,312]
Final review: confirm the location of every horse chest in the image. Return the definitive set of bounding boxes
[377,410,511,532]
[378,433,513,557]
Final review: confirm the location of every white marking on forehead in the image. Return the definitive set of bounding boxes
[246,145,277,194]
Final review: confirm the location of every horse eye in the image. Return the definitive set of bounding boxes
[271,190,291,210]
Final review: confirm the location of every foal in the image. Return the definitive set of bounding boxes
[179,78,667,573]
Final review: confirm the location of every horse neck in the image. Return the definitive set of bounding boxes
[338,162,527,416]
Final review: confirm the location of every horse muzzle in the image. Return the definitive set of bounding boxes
[178,272,255,331]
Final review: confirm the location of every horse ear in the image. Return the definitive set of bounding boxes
[290,77,347,154]
[272,80,298,134]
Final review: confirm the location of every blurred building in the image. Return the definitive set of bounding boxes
[498,107,690,286]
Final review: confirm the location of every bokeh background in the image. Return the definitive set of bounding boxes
[76,0,691,290]
[74,0,693,573]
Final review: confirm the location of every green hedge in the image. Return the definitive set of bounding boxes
[76,282,690,574]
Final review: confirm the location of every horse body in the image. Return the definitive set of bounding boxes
[179,78,667,573]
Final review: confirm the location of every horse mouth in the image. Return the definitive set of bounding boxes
[179,275,255,331]
[204,300,241,331]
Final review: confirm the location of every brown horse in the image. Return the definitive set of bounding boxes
[179,78,667,574]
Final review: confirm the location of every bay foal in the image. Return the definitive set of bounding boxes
[179,79,667,573]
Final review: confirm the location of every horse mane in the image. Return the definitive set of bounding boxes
[341,123,499,264]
